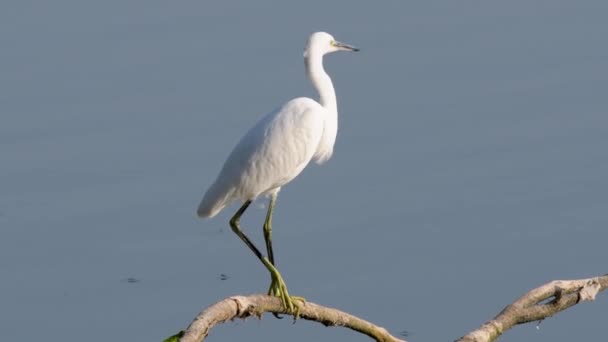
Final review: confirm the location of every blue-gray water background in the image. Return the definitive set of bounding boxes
[1,1,607,341]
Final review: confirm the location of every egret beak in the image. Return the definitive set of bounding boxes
[334,41,360,52]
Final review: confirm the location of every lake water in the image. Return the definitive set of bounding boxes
[1,1,607,341]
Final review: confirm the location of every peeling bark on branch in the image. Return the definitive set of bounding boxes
[176,294,405,342]
[457,274,608,342]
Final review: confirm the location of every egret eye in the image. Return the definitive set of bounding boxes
[330,40,336,46]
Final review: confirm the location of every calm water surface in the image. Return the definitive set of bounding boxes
[1,1,607,341]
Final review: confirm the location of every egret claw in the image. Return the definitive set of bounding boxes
[264,260,305,319]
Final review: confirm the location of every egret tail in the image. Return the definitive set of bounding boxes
[197,182,234,218]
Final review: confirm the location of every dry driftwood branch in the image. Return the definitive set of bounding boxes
[457,274,608,342]
[174,294,405,342]
[165,274,606,342]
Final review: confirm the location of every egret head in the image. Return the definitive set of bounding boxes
[304,32,359,58]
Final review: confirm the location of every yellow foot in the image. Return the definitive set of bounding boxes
[263,259,306,319]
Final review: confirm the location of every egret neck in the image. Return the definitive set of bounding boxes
[305,49,339,164]
[305,52,337,114]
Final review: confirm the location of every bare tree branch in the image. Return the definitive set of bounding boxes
[164,274,606,342]
[457,274,608,342]
[172,294,406,342]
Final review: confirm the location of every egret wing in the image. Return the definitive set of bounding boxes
[197,98,325,217]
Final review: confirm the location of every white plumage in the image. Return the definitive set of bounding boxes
[197,98,326,218]
[197,32,356,218]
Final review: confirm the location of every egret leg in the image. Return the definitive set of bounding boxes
[229,200,303,317]
[263,194,277,265]
[229,200,263,259]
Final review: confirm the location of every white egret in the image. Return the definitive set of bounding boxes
[197,32,358,316]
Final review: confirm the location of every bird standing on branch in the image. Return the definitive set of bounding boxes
[197,31,359,316]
